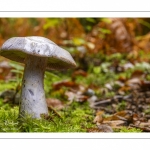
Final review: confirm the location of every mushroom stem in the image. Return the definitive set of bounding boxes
[19,54,48,118]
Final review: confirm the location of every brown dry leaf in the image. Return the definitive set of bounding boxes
[72,69,87,80]
[65,91,88,102]
[0,61,12,80]
[46,98,64,110]
[93,111,104,124]
[103,120,126,129]
[108,18,132,53]
[118,86,131,94]
[130,124,150,132]
[139,122,150,128]
[127,49,139,61]
[137,33,150,52]
[125,78,141,90]
[132,113,141,125]
[104,110,133,122]
[140,80,150,90]
[94,111,127,130]
[126,78,141,85]
[130,70,145,78]
[53,80,79,90]
[118,76,127,82]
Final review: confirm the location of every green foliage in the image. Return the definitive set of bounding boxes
[117,101,127,111]
[134,62,150,72]
[93,66,101,74]
[100,18,112,24]
[108,53,124,61]
[44,71,61,96]
[144,107,150,115]
[0,81,16,91]
[99,28,111,39]
[138,19,150,29]
[43,18,62,30]
[79,18,100,32]
[9,61,24,71]
[8,61,24,90]
[72,37,85,46]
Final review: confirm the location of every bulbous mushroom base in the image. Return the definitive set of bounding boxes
[19,55,48,118]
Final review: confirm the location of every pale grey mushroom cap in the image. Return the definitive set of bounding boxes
[0,36,76,70]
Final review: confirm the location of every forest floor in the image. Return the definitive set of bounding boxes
[1,18,150,132]
[1,52,150,132]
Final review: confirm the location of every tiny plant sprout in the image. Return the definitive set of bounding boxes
[0,36,76,119]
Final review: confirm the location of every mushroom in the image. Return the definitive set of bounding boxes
[0,36,76,118]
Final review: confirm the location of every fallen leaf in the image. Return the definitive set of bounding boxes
[65,91,88,102]
[93,111,104,123]
[103,120,126,129]
[46,98,64,110]
[130,70,145,78]
[140,80,150,90]
[104,110,133,123]
[130,124,150,132]
[0,61,12,80]
[72,69,87,79]
[53,80,79,90]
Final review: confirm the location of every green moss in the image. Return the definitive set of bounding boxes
[0,101,95,132]
[114,127,142,132]
[117,101,127,111]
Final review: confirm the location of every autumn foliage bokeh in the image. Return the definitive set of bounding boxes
[1,18,150,71]
[0,18,150,54]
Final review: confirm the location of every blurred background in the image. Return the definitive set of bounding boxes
[1,18,150,68]
[1,18,150,132]
[1,18,150,84]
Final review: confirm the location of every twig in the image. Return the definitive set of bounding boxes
[48,106,63,119]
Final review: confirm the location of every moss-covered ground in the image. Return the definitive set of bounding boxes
[0,99,95,132]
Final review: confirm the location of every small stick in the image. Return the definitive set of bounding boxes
[48,106,63,119]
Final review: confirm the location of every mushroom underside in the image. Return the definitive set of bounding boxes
[0,50,76,70]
